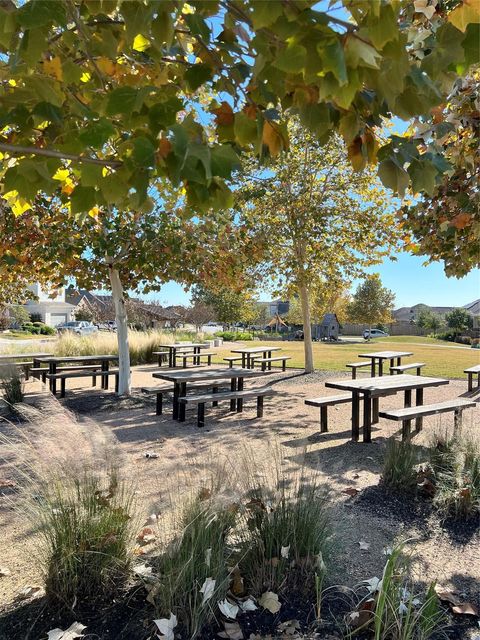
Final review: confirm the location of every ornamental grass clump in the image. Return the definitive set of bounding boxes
[0,365,24,408]
[237,453,331,598]
[382,439,420,492]
[348,544,445,640]
[0,399,136,608]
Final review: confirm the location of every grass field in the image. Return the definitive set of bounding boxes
[212,337,479,379]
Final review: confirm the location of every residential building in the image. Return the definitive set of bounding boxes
[24,284,75,326]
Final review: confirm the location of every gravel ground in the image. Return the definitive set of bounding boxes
[0,364,479,637]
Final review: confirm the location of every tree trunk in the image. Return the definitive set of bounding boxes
[108,265,131,395]
[299,283,314,373]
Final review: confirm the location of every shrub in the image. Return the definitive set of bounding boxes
[382,439,419,492]
[350,544,445,640]
[0,365,24,406]
[40,325,56,335]
[429,435,480,520]
[152,492,235,639]
[238,464,330,597]
[214,330,253,341]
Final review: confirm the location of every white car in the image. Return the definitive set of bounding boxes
[57,321,99,336]
[363,329,389,339]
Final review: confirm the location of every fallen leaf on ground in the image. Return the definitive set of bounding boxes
[137,527,156,545]
[281,545,290,558]
[205,547,212,567]
[200,577,216,604]
[198,487,212,501]
[133,563,153,578]
[144,452,159,459]
[218,598,239,619]
[0,479,16,488]
[218,621,243,639]
[259,591,281,614]
[358,541,370,551]
[0,567,11,576]
[277,619,300,635]
[18,585,43,600]
[364,577,382,593]
[47,622,86,640]
[239,598,257,612]
[231,565,244,595]
[153,612,177,640]
[343,487,359,497]
[434,586,463,606]
[451,602,478,616]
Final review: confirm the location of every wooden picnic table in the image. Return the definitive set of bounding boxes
[0,352,51,363]
[358,350,414,376]
[325,374,450,443]
[153,367,267,421]
[36,355,119,393]
[156,343,208,367]
[230,346,282,369]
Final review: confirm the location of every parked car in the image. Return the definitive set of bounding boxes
[57,321,99,336]
[363,328,389,340]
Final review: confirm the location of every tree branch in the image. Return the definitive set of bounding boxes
[0,143,122,168]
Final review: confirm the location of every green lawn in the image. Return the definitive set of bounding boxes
[212,337,479,379]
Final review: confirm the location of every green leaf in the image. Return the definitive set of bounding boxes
[299,103,331,137]
[106,87,140,115]
[184,13,211,40]
[78,119,116,148]
[188,143,212,180]
[251,1,283,29]
[151,9,175,47]
[60,59,85,84]
[407,158,438,196]
[320,39,348,85]
[17,0,66,28]
[462,23,480,66]
[19,27,48,65]
[364,4,398,50]
[148,97,183,134]
[210,145,241,179]
[100,171,129,204]
[273,43,307,73]
[184,63,213,91]
[33,101,63,124]
[378,159,409,197]
[80,164,103,188]
[234,113,258,146]
[24,77,64,107]
[132,136,156,167]
[339,112,360,144]
[121,0,154,43]
[344,35,381,69]
[70,186,97,213]
[0,8,17,48]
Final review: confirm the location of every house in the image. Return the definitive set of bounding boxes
[24,283,75,327]
[313,313,340,341]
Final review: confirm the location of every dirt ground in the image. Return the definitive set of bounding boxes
[1,364,479,634]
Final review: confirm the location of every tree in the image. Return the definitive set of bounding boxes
[7,304,31,327]
[401,70,480,277]
[347,275,395,337]
[191,284,256,328]
[237,125,398,372]
[74,308,94,322]
[185,302,215,333]
[0,1,478,209]
[445,307,473,338]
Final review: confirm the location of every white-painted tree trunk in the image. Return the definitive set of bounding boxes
[108,265,131,395]
[299,283,314,374]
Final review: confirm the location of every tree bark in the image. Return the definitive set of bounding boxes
[299,283,314,373]
[108,265,131,395]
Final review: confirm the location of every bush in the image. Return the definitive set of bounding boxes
[382,439,419,492]
[40,325,56,335]
[214,330,253,341]
[238,466,330,597]
[152,494,235,638]
[0,365,24,406]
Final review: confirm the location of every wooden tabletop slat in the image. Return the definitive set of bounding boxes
[153,367,268,382]
[156,343,208,349]
[230,346,282,355]
[36,355,119,362]
[325,374,449,395]
[358,351,414,360]
[0,352,52,361]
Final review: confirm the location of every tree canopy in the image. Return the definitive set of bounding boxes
[0,0,478,220]
[347,274,395,329]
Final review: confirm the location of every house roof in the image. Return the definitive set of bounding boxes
[321,313,339,325]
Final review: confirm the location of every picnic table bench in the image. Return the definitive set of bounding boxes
[224,356,243,368]
[231,346,282,369]
[0,353,51,380]
[31,364,102,384]
[46,369,120,397]
[358,351,413,377]
[141,381,229,415]
[252,355,291,371]
[464,365,480,392]
[325,374,450,443]
[346,362,371,379]
[379,398,476,440]
[180,351,215,367]
[36,355,119,393]
[179,386,274,428]
[155,343,208,367]
[305,394,352,432]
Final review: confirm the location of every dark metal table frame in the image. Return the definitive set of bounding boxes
[325,374,450,443]
[153,367,266,421]
[157,344,207,367]
[36,355,119,394]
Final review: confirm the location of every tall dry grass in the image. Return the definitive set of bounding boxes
[0,398,137,608]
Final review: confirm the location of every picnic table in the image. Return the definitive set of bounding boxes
[0,352,51,363]
[0,352,52,380]
[36,355,119,393]
[358,350,413,376]
[156,343,208,367]
[230,346,282,369]
[325,374,450,443]
[153,367,267,421]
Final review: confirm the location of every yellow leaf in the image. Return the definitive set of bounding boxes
[182,3,195,14]
[80,72,91,83]
[262,121,287,156]
[8,79,16,87]
[448,0,480,31]
[11,198,32,216]
[96,56,116,76]
[132,34,150,52]
[53,168,70,182]
[88,206,100,218]
[43,56,63,81]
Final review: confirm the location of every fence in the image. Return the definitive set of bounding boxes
[341,322,428,336]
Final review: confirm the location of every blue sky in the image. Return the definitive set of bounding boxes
[145,255,479,309]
